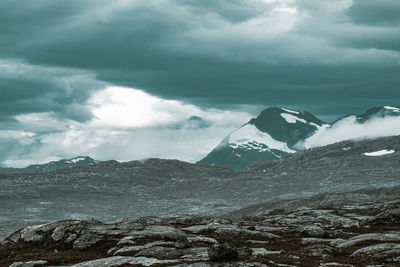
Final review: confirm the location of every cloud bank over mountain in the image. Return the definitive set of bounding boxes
[1,86,250,167]
[300,115,400,149]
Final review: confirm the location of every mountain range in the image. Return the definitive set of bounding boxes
[198,105,400,169]
[0,156,99,174]
[1,105,399,173]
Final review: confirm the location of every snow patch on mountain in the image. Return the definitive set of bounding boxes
[228,124,295,153]
[363,149,395,156]
[281,108,300,114]
[280,113,329,130]
[66,157,88,164]
[384,106,400,112]
[280,113,307,124]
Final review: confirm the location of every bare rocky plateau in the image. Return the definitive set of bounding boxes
[1,135,400,266]
[2,194,400,266]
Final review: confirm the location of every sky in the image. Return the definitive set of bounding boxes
[1,0,399,167]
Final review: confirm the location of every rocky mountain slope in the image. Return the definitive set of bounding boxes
[0,156,100,174]
[198,107,327,169]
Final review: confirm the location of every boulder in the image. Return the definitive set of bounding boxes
[207,243,239,261]
[300,225,325,238]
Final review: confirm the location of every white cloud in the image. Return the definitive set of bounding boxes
[89,86,202,128]
[1,86,251,167]
[300,115,400,149]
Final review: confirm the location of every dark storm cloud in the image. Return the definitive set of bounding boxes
[0,0,399,123]
[0,59,104,122]
[174,0,266,23]
[347,0,400,26]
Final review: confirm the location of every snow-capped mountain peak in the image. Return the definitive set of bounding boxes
[249,107,327,147]
[228,124,295,154]
[198,107,326,169]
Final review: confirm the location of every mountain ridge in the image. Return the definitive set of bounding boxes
[198,105,400,169]
[0,156,100,174]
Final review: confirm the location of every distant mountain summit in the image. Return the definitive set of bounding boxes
[197,107,327,169]
[0,156,100,174]
[27,156,100,172]
[333,105,400,124]
[249,107,327,147]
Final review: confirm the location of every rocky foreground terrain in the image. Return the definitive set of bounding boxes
[2,186,400,266]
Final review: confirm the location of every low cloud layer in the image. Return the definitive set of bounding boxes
[0,86,250,167]
[301,115,400,149]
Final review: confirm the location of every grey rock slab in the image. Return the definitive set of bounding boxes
[318,263,354,267]
[252,248,284,256]
[69,256,179,266]
[337,233,400,248]
[135,245,208,259]
[181,223,221,234]
[301,238,343,245]
[9,261,47,267]
[179,248,209,262]
[18,225,45,243]
[245,240,270,245]
[72,233,103,250]
[116,239,136,247]
[171,262,268,267]
[113,241,175,256]
[187,236,218,244]
[126,225,188,240]
[116,236,136,246]
[351,243,400,257]
[214,226,280,239]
